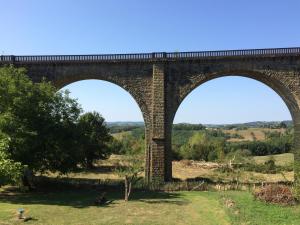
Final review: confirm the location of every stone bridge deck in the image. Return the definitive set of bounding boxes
[1,47,300,63]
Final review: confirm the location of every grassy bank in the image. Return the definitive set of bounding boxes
[1,189,300,225]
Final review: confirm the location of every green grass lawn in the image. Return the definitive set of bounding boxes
[0,189,300,225]
[223,191,300,225]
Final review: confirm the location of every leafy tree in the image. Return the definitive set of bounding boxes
[114,130,145,155]
[107,138,124,154]
[0,137,23,187]
[178,132,225,161]
[0,65,82,173]
[77,112,112,168]
[279,121,287,129]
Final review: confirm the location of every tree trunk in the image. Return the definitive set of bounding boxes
[86,158,94,169]
[128,180,132,200]
[22,167,35,190]
[124,176,128,201]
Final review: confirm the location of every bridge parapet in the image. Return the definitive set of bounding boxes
[1,47,300,63]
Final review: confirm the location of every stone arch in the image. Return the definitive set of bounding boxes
[52,75,152,178]
[170,70,300,186]
[55,77,150,130]
[172,70,300,126]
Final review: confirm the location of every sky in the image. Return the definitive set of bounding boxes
[1,0,299,123]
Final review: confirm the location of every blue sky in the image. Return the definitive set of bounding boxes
[1,0,299,123]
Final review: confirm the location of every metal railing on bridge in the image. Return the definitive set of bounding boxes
[1,47,300,63]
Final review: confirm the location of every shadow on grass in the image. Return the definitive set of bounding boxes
[139,199,189,205]
[75,165,127,174]
[0,189,184,209]
[130,191,189,205]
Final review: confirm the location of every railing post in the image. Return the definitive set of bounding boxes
[11,55,15,63]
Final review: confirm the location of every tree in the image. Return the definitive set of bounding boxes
[178,132,225,161]
[115,131,144,155]
[115,154,144,201]
[279,121,287,129]
[77,112,112,168]
[0,137,23,187]
[0,65,82,173]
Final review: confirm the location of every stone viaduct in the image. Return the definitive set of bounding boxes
[1,47,300,186]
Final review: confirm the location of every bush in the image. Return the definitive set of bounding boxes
[178,132,225,161]
[253,184,296,205]
[264,159,276,172]
[0,138,23,187]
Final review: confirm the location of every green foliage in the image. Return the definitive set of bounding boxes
[171,125,293,163]
[108,125,143,134]
[173,123,206,131]
[279,121,288,129]
[177,132,225,161]
[115,154,144,177]
[225,191,300,225]
[172,129,230,161]
[241,161,293,174]
[225,149,252,164]
[230,133,244,139]
[0,65,83,173]
[0,138,23,187]
[227,131,293,156]
[115,154,144,201]
[77,112,112,168]
[114,130,145,156]
[236,126,248,130]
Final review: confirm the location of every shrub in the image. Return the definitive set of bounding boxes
[0,138,24,187]
[253,184,296,205]
[264,159,276,172]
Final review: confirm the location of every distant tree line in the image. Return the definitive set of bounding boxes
[109,125,144,134]
[218,121,291,130]
[173,123,206,131]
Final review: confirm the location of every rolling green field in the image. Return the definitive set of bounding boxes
[0,190,300,225]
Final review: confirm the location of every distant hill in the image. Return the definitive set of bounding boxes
[204,120,293,129]
[106,121,144,133]
[106,121,144,127]
[106,120,293,131]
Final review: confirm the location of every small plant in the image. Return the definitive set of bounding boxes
[115,154,144,201]
[253,184,296,205]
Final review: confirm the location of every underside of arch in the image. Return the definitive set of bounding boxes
[174,70,300,126]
